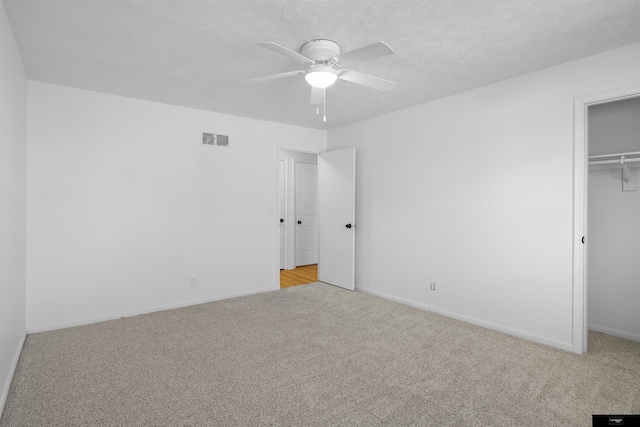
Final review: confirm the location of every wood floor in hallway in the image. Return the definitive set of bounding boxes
[280,264,317,289]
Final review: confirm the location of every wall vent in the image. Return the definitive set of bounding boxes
[202,132,230,147]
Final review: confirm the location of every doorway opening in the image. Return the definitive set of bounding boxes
[278,148,319,289]
[587,97,640,345]
[276,146,357,291]
[573,84,640,354]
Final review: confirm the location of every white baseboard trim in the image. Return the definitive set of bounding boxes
[355,286,573,352]
[588,324,640,342]
[27,286,277,334]
[0,332,26,419]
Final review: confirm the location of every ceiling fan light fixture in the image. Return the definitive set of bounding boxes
[305,66,338,88]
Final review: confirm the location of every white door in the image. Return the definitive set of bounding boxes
[295,162,318,266]
[318,148,356,290]
[278,160,287,269]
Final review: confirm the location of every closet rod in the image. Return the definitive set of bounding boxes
[589,151,640,160]
[589,158,640,166]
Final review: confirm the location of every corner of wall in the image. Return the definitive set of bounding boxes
[0,0,29,416]
[0,334,26,419]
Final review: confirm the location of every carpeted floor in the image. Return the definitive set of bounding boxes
[2,282,639,426]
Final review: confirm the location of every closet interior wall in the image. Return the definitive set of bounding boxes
[587,97,640,342]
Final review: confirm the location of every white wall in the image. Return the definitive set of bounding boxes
[327,43,640,351]
[0,0,27,415]
[589,98,640,155]
[589,98,640,156]
[588,97,640,341]
[26,82,326,332]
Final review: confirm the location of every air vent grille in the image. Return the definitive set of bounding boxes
[202,132,230,147]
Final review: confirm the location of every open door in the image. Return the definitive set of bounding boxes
[318,147,356,290]
[295,162,319,266]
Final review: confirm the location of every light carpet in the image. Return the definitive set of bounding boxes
[2,283,639,426]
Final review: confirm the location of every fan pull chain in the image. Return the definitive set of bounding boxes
[323,88,326,122]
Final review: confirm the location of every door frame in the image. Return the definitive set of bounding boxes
[572,84,640,354]
[276,145,322,287]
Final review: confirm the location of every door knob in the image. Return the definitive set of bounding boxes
[298,220,302,224]
[345,224,352,229]
[280,218,284,223]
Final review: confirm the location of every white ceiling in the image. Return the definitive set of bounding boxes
[4,0,640,130]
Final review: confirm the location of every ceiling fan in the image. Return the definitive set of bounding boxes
[243,39,397,106]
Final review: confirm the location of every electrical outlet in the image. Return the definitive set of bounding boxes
[190,277,197,287]
[429,282,436,291]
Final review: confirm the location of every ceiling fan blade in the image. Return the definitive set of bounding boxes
[257,42,314,64]
[332,41,394,67]
[242,70,305,84]
[310,86,324,105]
[338,70,397,92]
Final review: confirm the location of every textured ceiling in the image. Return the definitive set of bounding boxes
[4,0,640,130]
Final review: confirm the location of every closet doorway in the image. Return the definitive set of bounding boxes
[573,84,640,354]
[587,97,640,343]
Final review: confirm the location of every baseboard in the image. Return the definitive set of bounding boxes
[0,332,26,419]
[588,324,640,342]
[355,286,573,352]
[27,286,276,334]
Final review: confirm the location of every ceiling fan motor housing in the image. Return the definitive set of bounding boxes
[301,39,341,61]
